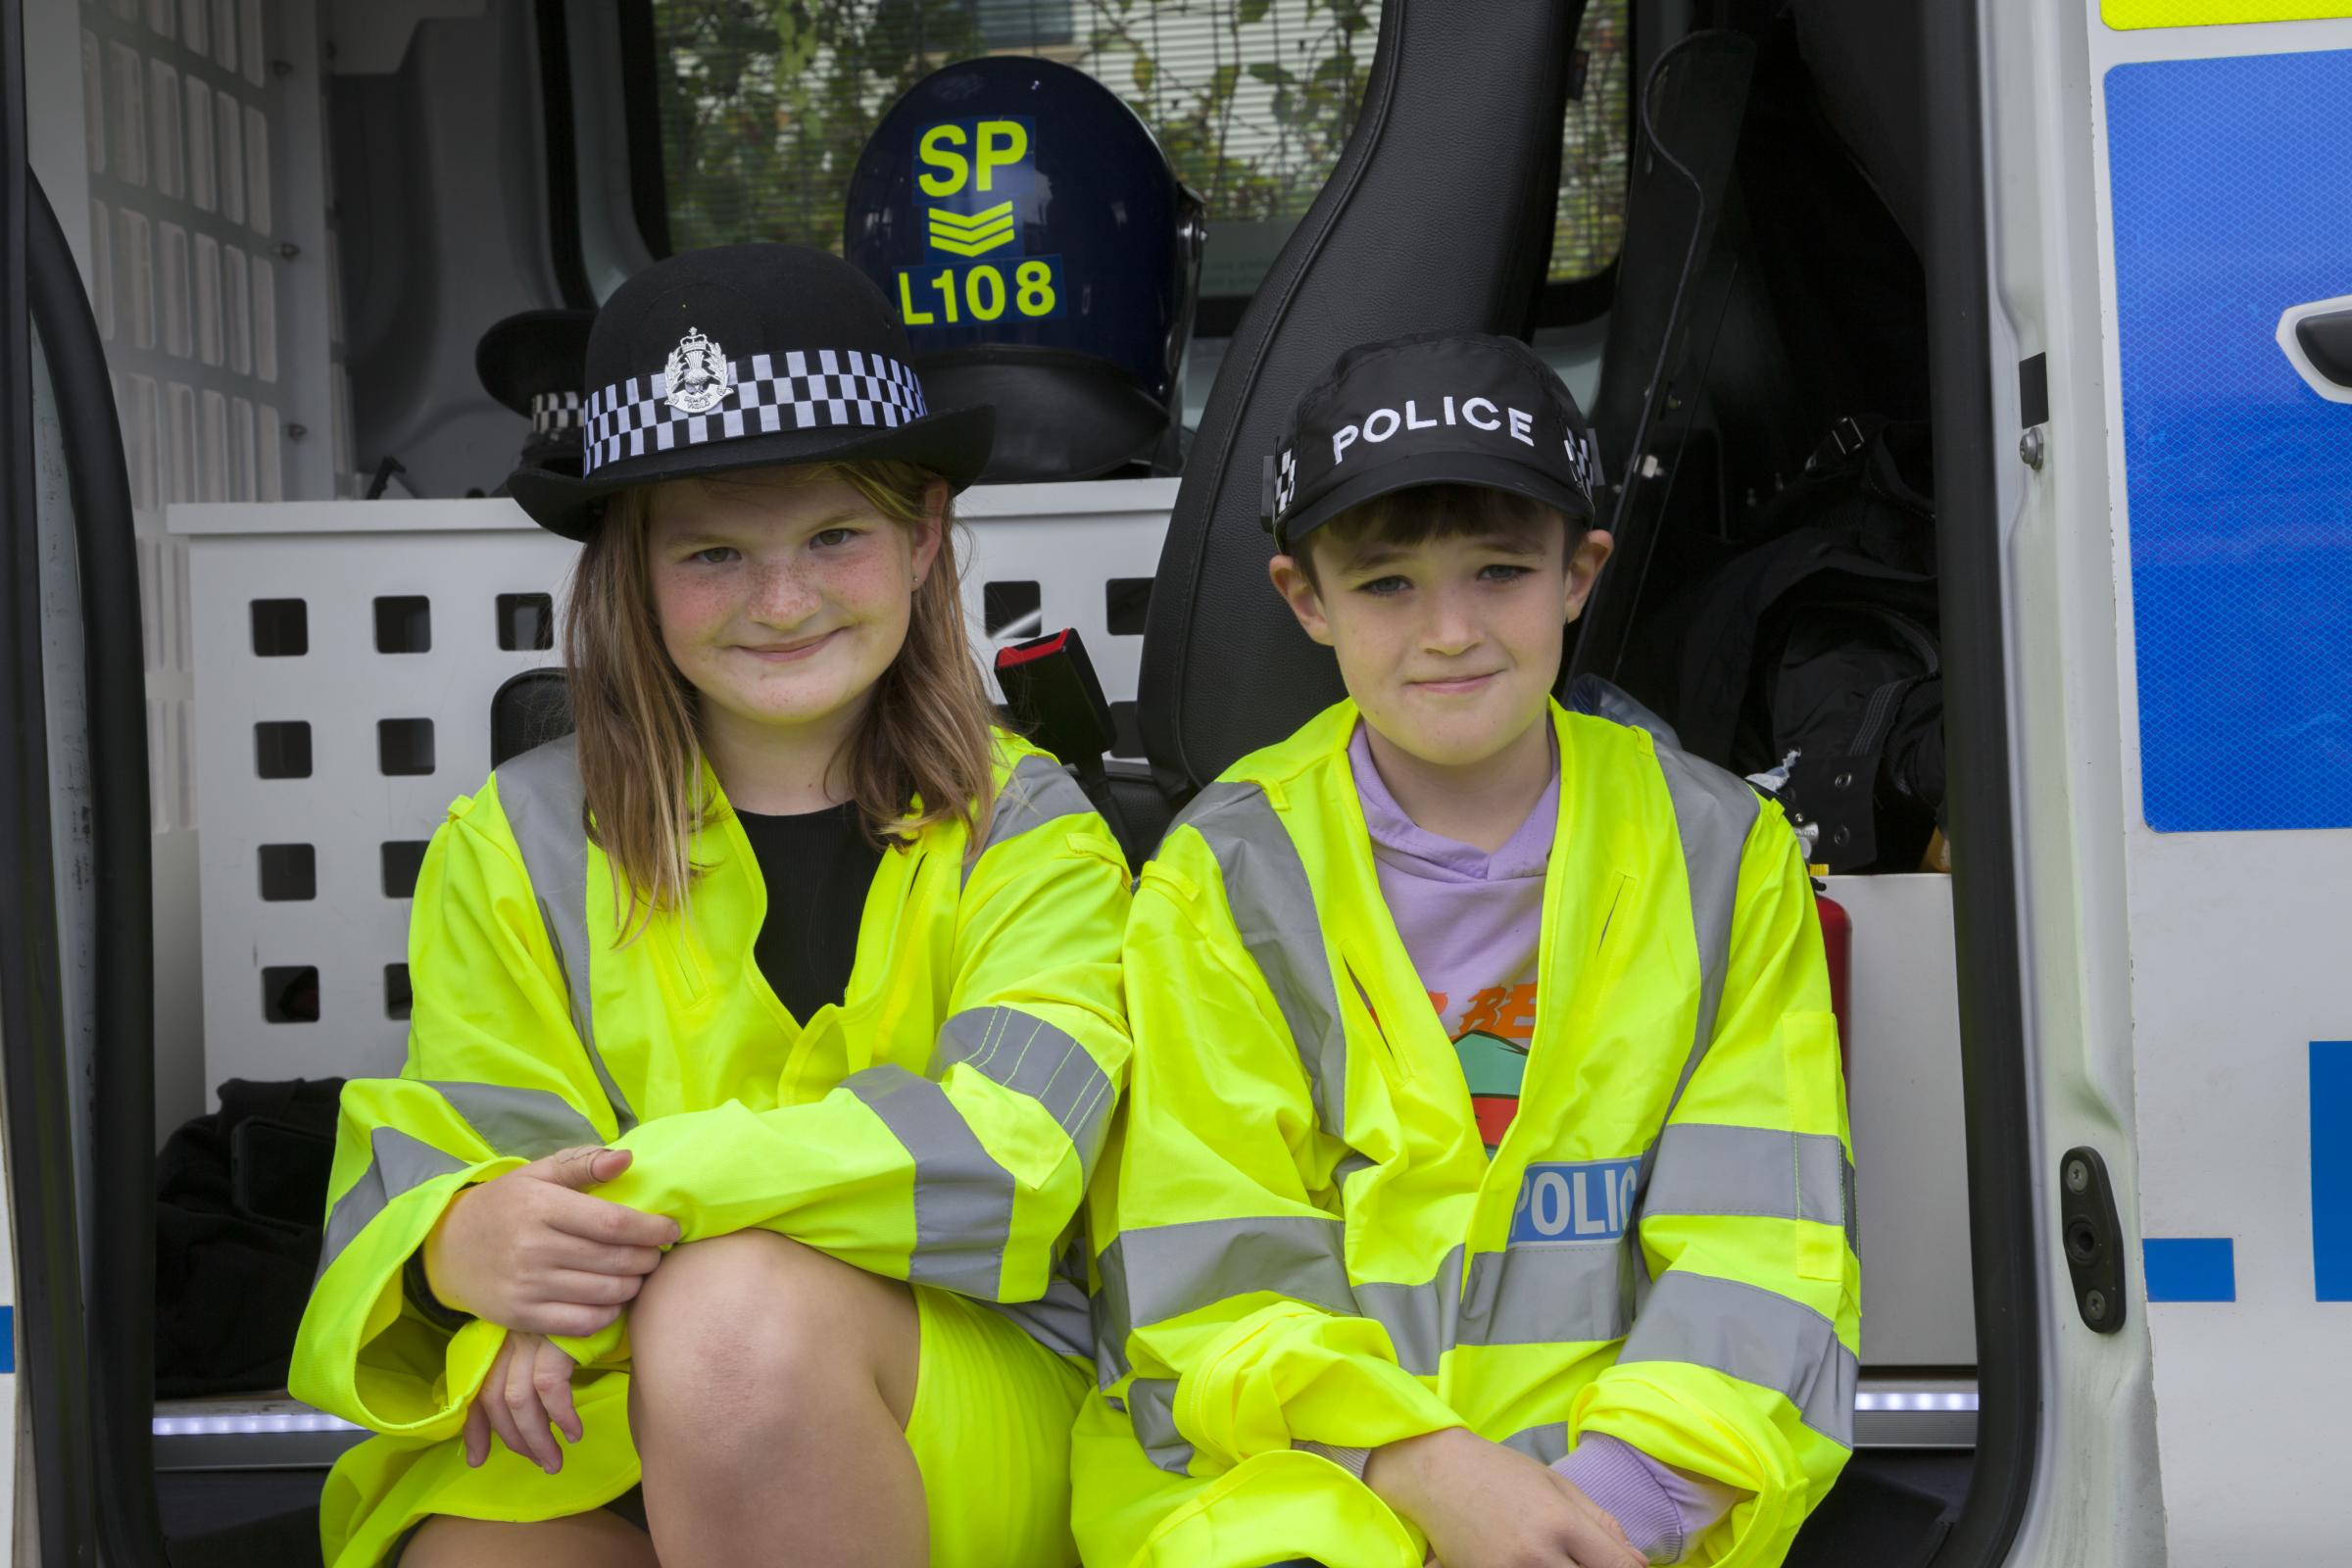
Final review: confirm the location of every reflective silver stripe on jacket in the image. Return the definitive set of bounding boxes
[1642,742,1761,1130]
[315,1127,467,1281]
[1641,1123,1855,1240]
[1626,743,1761,1289]
[841,1063,1022,1298]
[312,1082,606,1283]
[987,1242,1096,1360]
[1615,1271,1858,1446]
[1127,1377,1197,1474]
[1459,1239,1637,1352]
[1094,1218,1619,1384]
[1174,781,1351,1141]
[423,1080,602,1161]
[1351,1247,1464,1377]
[965,752,1095,885]
[495,735,639,1134]
[936,1005,1115,1179]
[1094,1214,1355,1379]
[1100,1117,1851,1369]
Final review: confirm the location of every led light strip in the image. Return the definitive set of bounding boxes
[1854,1390,1979,1413]
[151,1394,1975,1439]
[153,1412,362,1437]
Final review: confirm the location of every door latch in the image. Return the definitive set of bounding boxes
[2059,1147,2128,1335]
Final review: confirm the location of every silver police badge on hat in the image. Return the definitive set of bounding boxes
[662,326,733,415]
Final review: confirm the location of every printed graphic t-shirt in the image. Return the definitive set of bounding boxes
[1348,722,1556,1150]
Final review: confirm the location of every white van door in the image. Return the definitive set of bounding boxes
[1981,1,2352,1561]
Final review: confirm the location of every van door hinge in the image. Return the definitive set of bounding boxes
[2060,1146,2128,1334]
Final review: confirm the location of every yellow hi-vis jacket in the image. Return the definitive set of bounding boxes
[289,732,1132,1567]
[1073,700,1857,1568]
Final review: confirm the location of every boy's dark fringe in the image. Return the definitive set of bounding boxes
[1295,482,1584,584]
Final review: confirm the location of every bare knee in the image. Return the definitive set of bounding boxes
[401,1510,655,1568]
[628,1232,917,1449]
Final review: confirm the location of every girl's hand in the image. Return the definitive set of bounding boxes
[421,1146,680,1336]
[464,1330,585,1474]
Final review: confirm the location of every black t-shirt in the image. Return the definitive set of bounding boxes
[733,801,885,1022]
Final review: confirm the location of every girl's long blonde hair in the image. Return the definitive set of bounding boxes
[562,459,999,937]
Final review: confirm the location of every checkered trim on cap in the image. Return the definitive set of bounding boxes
[529,391,583,436]
[579,349,930,476]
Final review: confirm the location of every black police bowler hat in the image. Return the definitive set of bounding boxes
[1265,332,1600,554]
[476,308,596,418]
[477,309,595,483]
[507,244,996,540]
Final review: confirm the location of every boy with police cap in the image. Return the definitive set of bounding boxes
[1075,333,1857,1568]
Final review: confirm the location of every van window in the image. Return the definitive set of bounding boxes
[632,0,1628,315]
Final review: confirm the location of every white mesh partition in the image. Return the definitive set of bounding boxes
[174,501,578,1088]
[170,479,1175,1088]
[36,0,344,1137]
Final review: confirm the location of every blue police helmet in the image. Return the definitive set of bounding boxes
[846,55,1202,481]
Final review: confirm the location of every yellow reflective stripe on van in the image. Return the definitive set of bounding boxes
[2103,0,2352,24]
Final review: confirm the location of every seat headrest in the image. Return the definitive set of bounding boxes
[1137,0,1592,794]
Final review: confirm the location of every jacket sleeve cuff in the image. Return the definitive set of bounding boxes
[289,1159,517,1436]
[1294,1440,1373,1479]
[1557,1433,1736,1564]
[402,1249,473,1333]
[1185,1305,1464,1466]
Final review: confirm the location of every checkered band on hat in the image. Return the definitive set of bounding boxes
[529,391,583,436]
[579,348,930,476]
[1273,445,1299,518]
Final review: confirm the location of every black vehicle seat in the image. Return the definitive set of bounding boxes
[1133,0,1589,805]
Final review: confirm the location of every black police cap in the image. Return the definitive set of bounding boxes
[1263,332,1601,555]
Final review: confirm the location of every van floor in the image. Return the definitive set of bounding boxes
[159,1451,1975,1567]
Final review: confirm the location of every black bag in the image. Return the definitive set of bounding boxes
[1628,418,1945,873]
[155,1077,344,1396]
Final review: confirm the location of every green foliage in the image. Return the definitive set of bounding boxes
[654,0,987,254]
[649,0,1626,281]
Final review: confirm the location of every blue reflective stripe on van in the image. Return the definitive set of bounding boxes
[2310,1042,2352,1301]
[2144,1238,2235,1303]
[1509,1158,1643,1245]
[2108,51,2352,832]
[0,1304,13,1372]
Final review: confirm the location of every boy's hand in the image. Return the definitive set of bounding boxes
[464,1330,582,1474]
[421,1146,679,1336]
[1365,1428,1647,1568]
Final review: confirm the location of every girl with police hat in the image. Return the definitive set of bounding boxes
[291,243,1132,1568]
